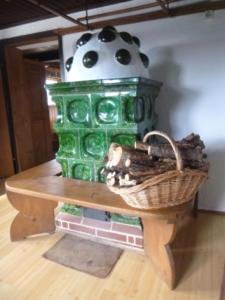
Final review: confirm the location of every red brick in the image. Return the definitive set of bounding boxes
[82,218,111,230]
[56,212,66,220]
[135,237,144,247]
[128,236,134,244]
[112,223,143,237]
[55,220,61,227]
[97,230,127,242]
[69,223,95,235]
[62,222,68,228]
[57,213,82,224]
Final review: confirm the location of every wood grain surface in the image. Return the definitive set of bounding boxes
[0,194,224,300]
[5,159,196,289]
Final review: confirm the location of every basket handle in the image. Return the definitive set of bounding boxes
[143,130,183,172]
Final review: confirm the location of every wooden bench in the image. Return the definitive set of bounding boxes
[5,159,195,290]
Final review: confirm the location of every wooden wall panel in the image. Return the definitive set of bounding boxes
[0,71,14,177]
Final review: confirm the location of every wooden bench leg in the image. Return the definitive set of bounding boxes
[7,191,57,241]
[142,216,177,289]
[193,193,199,219]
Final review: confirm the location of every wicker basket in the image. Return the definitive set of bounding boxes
[108,131,208,210]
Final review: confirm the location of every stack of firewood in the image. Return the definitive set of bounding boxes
[102,133,209,187]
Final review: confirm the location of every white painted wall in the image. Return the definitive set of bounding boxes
[1,2,225,211]
[63,10,225,212]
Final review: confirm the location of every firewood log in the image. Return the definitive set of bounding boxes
[183,159,209,171]
[108,144,152,168]
[119,176,137,187]
[106,177,116,186]
[108,143,120,161]
[181,133,205,149]
[106,132,208,189]
[128,161,176,177]
[125,158,155,168]
[124,173,154,183]
[106,172,113,180]
[135,142,205,161]
[135,133,206,161]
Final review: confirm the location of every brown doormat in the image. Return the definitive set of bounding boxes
[43,234,123,278]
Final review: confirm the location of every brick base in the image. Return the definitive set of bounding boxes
[56,212,144,250]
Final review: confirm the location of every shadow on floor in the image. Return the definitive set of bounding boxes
[0,178,6,195]
[172,212,216,291]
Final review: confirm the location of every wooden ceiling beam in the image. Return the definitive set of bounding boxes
[77,0,177,22]
[56,10,166,35]
[25,0,89,29]
[170,0,225,17]
[156,0,170,15]
[55,0,225,36]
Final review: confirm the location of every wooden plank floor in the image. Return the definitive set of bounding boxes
[0,194,224,300]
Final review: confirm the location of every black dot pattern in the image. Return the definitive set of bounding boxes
[139,53,149,68]
[76,33,92,48]
[115,49,131,65]
[132,36,140,48]
[70,26,148,76]
[120,32,133,44]
[102,25,117,32]
[65,56,73,71]
[83,51,98,68]
[98,29,116,42]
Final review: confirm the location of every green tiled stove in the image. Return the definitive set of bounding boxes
[48,26,162,224]
[48,77,161,222]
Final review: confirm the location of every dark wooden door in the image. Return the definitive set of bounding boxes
[24,59,53,166]
[0,71,14,177]
[5,46,53,171]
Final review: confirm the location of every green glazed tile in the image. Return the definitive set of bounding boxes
[72,163,93,181]
[108,128,137,147]
[94,162,106,183]
[47,77,162,97]
[56,158,69,177]
[92,94,121,127]
[65,95,91,128]
[63,159,94,181]
[79,129,107,161]
[47,77,162,224]
[123,95,136,123]
[111,214,141,226]
[51,96,63,128]
[57,131,79,159]
[61,204,83,216]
